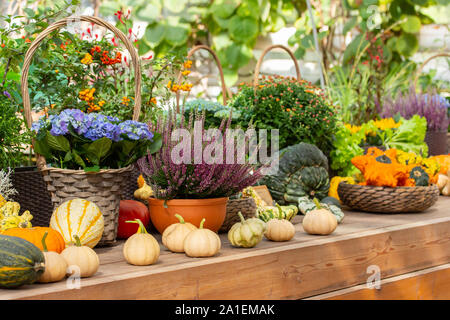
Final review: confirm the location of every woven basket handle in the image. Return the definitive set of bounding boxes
[413,52,450,91]
[253,44,301,88]
[21,15,142,127]
[175,45,231,113]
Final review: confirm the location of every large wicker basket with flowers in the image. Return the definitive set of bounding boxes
[21,16,147,246]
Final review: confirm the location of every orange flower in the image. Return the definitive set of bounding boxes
[150,97,157,104]
[182,70,191,76]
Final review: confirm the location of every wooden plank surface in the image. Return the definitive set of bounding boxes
[306,264,450,300]
[0,196,449,300]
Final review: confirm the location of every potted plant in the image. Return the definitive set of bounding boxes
[229,75,338,155]
[137,110,265,233]
[380,86,449,156]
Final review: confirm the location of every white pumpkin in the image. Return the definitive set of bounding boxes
[61,235,100,278]
[123,219,160,266]
[162,214,197,253]
[38,232,68,283]
[302,200,338,236]
[184,219,221,258]
[50,199,104,248]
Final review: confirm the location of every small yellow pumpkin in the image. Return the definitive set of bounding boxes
[123,219,160,266]
[329,176,356,202]
[162,214,197,253]
[302,199,337,235]
[183,218,221,258]
[265,218,296,242]
[134,175,153,200]
[61,235,99,278]
[38,232,68,283]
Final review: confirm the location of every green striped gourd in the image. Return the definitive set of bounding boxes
[0,234,45,288]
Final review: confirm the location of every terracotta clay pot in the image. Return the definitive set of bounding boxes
[148,197,228,234]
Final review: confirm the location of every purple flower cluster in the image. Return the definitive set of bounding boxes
[32,109,153,142]
[380,87,449,132]
[137,111,264,200]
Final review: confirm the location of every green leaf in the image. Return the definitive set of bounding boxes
[395,33,419,57]
[219,44,253,70]
[148,133,162,154]
[223,68,239,87]
[46,132,70,152]
[144,23,166,47]
[136,3,161,22]
[165,0,187,13]
[228,16,259,43]
[84,165,100,173]
[64,151,72,162]
[33,140,51,159]
[400,15,422,33]
[210,0,240,19]
[343,16,358,35]
[343,33,368,64]
[237,0,259,19]
[165,24,190,46]
[90,137,112,158]
[72,150,86,168]
[23,8,35,18]
[294,46,306,59]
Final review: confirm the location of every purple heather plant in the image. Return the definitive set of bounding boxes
[379,86,449,132]
[137,109,265,200]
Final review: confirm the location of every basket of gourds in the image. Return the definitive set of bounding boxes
[21,16,154,246]
[337,147,440,213]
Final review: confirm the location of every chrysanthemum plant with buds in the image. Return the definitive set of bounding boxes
[137,108,266,202]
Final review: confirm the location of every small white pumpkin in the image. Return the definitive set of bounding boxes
[184,218,221,258]
[123,219,160,266]
[162,214,197,253]
[38,232,68,283]
[265,218,296,242]
[61,235,100,278]
[302,199,337,235]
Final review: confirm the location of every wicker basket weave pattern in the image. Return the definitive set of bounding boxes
[42,166,132,245]
[219,197,257,233]
[338,182,440,213]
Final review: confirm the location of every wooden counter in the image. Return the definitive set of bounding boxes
[1,196,450,300]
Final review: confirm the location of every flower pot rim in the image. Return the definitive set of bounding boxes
[148,197,229,206]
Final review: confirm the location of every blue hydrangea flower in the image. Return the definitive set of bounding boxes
[31,109,153,142]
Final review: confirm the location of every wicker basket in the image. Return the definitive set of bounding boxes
[337,182,440,213]
[21,16,143,246]
[219,197,257,233]
[175,44,231,112]
[10,166,53,227]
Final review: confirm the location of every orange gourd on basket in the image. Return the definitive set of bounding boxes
[1,227,65,253]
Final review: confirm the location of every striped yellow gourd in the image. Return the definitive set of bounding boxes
[50,199,104,248]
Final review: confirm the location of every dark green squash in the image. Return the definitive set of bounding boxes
[409,166,429,186]
[0,234,45,289]
[261,142,330,205]
[321,196,341,209]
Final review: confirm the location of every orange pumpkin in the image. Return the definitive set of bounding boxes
[430,155,450,174]
[1,227,65,253]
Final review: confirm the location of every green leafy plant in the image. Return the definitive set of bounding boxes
[0,87,32,169]
[101,0,300,87]
[230,75,337,154]
[182,98,240,129]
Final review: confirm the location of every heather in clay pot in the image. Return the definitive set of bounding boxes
[137,108,265,233]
